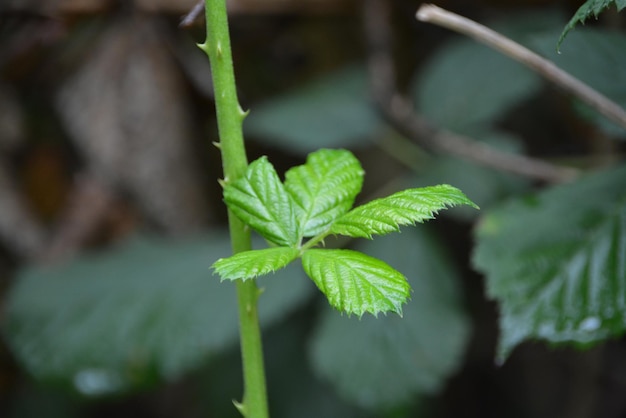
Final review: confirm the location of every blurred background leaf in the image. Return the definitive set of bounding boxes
[412,38,541,134]
[4,232,314,396]
[309,229,470,411]
[244,66,381,155]
[532,28,626,139]
[473,164,626,361]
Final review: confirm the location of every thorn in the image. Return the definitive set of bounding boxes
[216,42,223,58]
[212,141,221,149]
[233,400,246,415]
[218,178,227,188]
[239,106,250,119]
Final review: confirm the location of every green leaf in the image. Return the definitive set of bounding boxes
[284,149,364,237]
[212,247,300,281]
[4,232,314,396]
[330,185,478,239]
[473,165,626,362]
[223,156,299,246]
[309,230,470,410]
[244,66,382,155]
[532,28,626,138]
[413,39,541,133]
[559,0,626,48]
[302,249,410,317]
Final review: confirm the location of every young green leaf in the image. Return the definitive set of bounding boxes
[473,165,626,362]
[302,249,411,317]
[559,0,626,48]
[213,247,300,281]
[330,185,478,239]
[285,149,364,237]
[223,156,299,247]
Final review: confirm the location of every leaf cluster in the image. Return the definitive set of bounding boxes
[212,148,477,317]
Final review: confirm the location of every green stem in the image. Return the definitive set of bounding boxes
[199,2,269,417]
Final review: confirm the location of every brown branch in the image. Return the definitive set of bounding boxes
[363,0,578,184]
[417,3,626,132]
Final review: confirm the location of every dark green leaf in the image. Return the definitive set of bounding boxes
[4,232,314,395]
[309,230,470,410]
[559,0,626,48]
[532,28,626,138]
[244,66,381,155]
[285,149,364,237]
[413,39,541,132]
[330,185,478,239]
[212,247,300,281]
[224,156,300,246]
[473,165,626,362]
[302,249,410,317]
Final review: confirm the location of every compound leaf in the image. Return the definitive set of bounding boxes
[302,249,410,317]
[473,165,626,362]
[223,156,299,247]
[212,247,300,281]
[330,185,478,239]
[559,0,626,48]
[285,149,364,237]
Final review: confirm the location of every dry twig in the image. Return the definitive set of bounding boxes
[180,1,204,28]
[417,3,626,132]
[363,0,578,183]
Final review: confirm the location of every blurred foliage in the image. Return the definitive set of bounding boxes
[5,232,314,395]
[245,66,380,155]
[532,28,626,138]
[310,229,470,411]
[1,1,626,418]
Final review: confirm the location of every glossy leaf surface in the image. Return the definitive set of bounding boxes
[223,157,299,247]
[285,149,364,237]
[212,247,300,281]
[473,165,626,361]
[310,230,470,410]
[302,249,410,317]
[330,185,478,239]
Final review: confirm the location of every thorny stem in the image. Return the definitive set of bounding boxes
[198,1,269,417]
